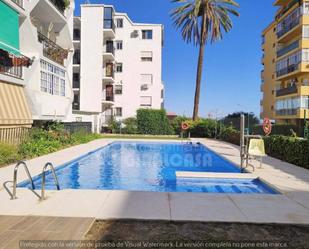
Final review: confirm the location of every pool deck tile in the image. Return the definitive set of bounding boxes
[96,190,171,220]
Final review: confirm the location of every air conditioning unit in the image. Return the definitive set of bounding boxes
[141,84,149,90]
[131,30,139,38]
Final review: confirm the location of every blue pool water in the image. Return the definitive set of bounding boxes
[19,142,277,194]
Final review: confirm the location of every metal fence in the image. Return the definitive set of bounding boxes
[0,127,30,145]
[63,122,92,134]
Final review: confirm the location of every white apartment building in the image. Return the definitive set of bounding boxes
[71,4,164,133]
[0,0,74,128]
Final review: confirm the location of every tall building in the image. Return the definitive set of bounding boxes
[0,0,75,129]
[261,0,309,130]
[71,4,164,133]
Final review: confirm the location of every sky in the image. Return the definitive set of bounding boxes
[74,0,277,118]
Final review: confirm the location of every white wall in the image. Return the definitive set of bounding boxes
[112,13,164,119]
[80,5,103,113]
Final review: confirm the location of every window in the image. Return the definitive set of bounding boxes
[141,51,153,62]
[140,96,152,107]
[73,50,80,64]
[142,30,153,39]
[73,29,80,40]
[115,107,122,117]
[73,92,80,110]
[116,63,123,73]
[116,41,123,50]
[115,85,122,94]
[104,7,113,29]
[141,74,153,84]
[73,73,80,88]
[303,25,309,38]
[40,60,66,96]
[116,18,123,28]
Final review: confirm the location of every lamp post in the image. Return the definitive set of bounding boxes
[237,104,250,135]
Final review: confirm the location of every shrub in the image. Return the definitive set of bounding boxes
[170,116,188,135]
[220,126,240,145]
[123,117,138,134]
[136,109,173,135]
[0,143,20,166]
[252,124,301,137]
[263,135,309,168]
[188,119,218,138]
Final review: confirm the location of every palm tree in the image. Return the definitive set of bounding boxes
[171,0,239,120]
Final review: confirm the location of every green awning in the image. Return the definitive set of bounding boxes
[0,0,20,55]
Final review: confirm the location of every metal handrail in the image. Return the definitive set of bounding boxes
[41,162,60,200]
[3,161,35,200]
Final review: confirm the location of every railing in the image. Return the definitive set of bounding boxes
[72,101,80,110]
[276,85,298,97]
[276,108,298,116]
[73,80,80,88]
[0,127,30,145]
[277,8,300,38]
[11,0,23,8]
[276,63,299,77]
[0,64,22,79]
[277,40,299,58]
[105,43,114,55]
[38,32,68,66]
[275,0,300,20]
[102,91,114,102]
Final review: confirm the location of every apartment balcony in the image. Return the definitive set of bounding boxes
[103,20,115,38]
[0,53,31,79]
[277,40,299,58]
[276,63,299,78]
[102,91,114,105]
[72,101,80,111]
[277,18,300,39]
[48,0,67,15]
[275,0,299,19]
[38,32,68,66]
[11,0,23,8]
[276,108,298,116]
[103,65,114,83]
[276,85,298,97]
[103,43,115,61]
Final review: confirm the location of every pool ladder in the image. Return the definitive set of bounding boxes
[3,161,60,200]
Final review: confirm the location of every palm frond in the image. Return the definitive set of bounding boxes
[170,0,239,45]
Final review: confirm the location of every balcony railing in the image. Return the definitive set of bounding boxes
[102,91,114,102]
[11,0,23,8]
[0,64,22,79]
[106,43,114,55]
[0,53,30,79]
[275,0,300,20]
[276,63,299,77]
[277,11,300,38]
[38,32,68,66]
[72,101,80,110]
[276,108,298,116]
[276,85,298,97]
[277,40,299,58]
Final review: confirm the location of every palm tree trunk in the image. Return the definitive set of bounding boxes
[192,12,207,121]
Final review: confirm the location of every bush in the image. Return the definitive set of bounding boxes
[220,126,240,145]
[136,109,173,135]
[252,124,300,136]
[263,135,309,168]
[170,116,188,135]
[0,143,20,166]
[123,117,138,134]
[188,119,218,138]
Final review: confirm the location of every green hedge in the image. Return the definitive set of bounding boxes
[187,119,218,138]
[263,136,309,169]
[252,124,301,136]
[137,109,173,135]
[219,127,240,145]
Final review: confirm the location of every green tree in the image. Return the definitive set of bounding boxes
[171,0,239,120]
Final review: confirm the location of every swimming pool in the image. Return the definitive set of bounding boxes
[19,141,277,194]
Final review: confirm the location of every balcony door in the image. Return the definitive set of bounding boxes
[105,85,113,101]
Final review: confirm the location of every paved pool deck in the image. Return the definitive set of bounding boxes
[0,138,309,225]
